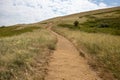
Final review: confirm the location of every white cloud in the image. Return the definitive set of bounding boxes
[0,0,109,26]
[99,2,107,7]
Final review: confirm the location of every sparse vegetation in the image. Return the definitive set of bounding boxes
[51,7,120,80]
[0,27,57,80]
[52,26,120,80]
[0,6,120,80]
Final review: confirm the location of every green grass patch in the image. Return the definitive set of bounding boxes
[81,17,120,35]
[57,16,120,36]
[92,10,120,15]
[80,27,120,35]
[115,10,120,14]
[58,24,80,30]
[0,26,40,38]
[41,22,47,24]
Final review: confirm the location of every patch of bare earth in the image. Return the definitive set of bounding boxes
[45,28,101,80]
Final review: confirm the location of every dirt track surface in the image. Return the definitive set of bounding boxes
[45,28,101,80]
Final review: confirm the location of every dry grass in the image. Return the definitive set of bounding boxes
[0,6,119,80]
[40,7,120,80]
[52,26,120,80]
[46,7,120,80]
[0,28,57,80]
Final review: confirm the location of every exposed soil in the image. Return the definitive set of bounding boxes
[45,26,101,80]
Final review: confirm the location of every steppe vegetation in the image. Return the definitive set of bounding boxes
[0,26,57,80]
[0,6,120,80]
[51,7,120,79]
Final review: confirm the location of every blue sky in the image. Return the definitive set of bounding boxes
[92,0,120,6]
[0,0,119,26]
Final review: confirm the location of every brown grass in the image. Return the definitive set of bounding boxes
[52,26,120,80]
[0,28,57,80]
[40,7,120,80]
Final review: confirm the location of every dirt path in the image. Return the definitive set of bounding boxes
[45,27,101,80]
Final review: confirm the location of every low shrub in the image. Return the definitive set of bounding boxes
[98,23,109,28]
[74,21,79,26]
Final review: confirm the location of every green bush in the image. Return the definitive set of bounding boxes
[99,23,109,28]
[74,21,79,26]
[0,26,5,28]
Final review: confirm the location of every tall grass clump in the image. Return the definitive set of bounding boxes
[52,26,120,80]
[0,29,57,80]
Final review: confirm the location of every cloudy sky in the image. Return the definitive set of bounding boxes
[0,0,119,26]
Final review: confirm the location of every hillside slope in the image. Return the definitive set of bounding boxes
[38,6,120,80]
[0,25,57,80]
[0,6,120,80]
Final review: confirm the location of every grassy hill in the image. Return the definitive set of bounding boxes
[0,24,57,80]
[0,6,120,80]
[39,6,120,80]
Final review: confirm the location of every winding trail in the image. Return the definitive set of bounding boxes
[45,26,101,80]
